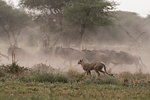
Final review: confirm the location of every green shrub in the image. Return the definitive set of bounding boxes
[54,74,70,83]
[19,73,70,83]
[66,69,80,78]
[19,76,31,82]
[66,69,84,82]
[93,76,120,85]
[0,78,6,82]
[119,72,133,80]
[32,63,55,74]
[118,72,150,86]
[33,73,56,83]
[2,63,28,75]
[0,65,6,77]
[0,70,5,77]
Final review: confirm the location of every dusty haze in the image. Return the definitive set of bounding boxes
[0,11,150,74]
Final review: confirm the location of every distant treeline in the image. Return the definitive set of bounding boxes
[0,0,150,48]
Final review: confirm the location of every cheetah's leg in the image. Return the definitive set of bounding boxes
[99,70,105,75]
[95,70,100,76]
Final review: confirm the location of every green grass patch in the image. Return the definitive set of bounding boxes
[19,73,70,83]
[0,80,150,100]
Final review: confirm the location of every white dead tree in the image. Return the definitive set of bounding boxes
[119,25,146,49]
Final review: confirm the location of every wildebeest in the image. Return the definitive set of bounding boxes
[82,49,111,64]
[109,50,146,71]
[53,47,85,67]
[7,45,29,62]
[78,59,113,76]
[82,49,146,71]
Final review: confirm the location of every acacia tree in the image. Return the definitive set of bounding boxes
[64,0,116,48]
[0,0,30,46]
[20,0,68,27]
[0,0,30,63]
[20,0,116,48]
[20,0,72,48]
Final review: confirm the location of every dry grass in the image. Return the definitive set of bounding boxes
[0,64,150,100]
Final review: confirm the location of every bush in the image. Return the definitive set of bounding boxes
[3,63,28,74]
[31,63,55,74]
[19,73,70,83]
[66,69,84,82]
[0,63,29,78]
[19,76,31,82]
[116,72,150,86]
[54,74,69,83]
[66,69,80,77]
[0,71,5,77]
[93,76,120,85]
[32,73,56,83]
[0,65,7,77]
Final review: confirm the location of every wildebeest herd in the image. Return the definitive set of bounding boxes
[39,46,146,72]
[0,46,147,74]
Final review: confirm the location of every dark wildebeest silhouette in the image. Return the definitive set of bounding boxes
[53,47,85,67]
[109,50,146,71]
[82,49,146,72]
[82,49,111,65]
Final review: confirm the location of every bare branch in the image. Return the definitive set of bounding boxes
[0,52,9,60]
[0,24,12,46]
[136,32,146,40]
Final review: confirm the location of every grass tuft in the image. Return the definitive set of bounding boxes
[19,73,70,83]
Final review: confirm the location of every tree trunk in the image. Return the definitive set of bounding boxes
[52,13,64,47]
[80,24,86,50]
[0,25,12,45]
[11,48,15,64]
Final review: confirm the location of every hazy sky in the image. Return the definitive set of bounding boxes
[6,0,150,17]
[115,0,150,17]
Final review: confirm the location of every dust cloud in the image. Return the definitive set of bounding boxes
[0,11,150,74]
